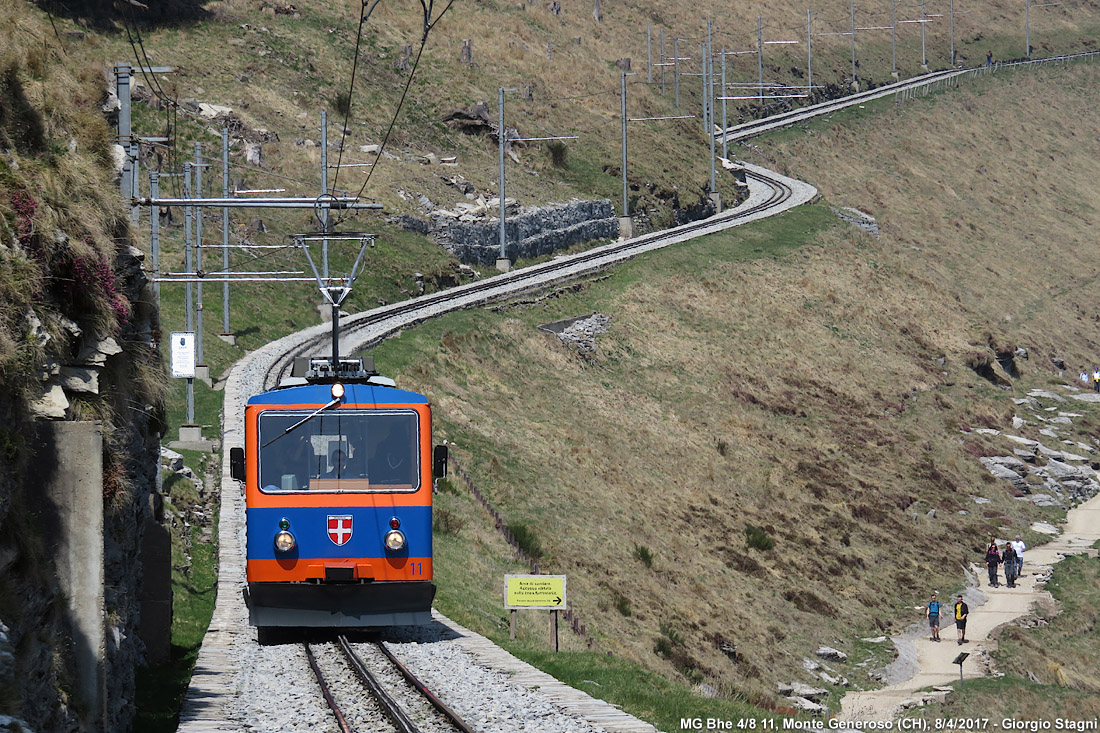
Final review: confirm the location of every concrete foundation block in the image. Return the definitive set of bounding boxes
[216,333,237,346]
[618,216,633,241]
[194,364,211,388]
[36,421,106,729]
[179,425,203,442]
[496,258,512,273]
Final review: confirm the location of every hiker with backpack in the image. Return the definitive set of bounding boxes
[926,593,942,641]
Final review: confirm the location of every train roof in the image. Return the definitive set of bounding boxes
[247,381,428,406]
[247,357,427,406]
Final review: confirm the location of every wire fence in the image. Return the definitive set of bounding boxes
[449,455,595,646]
[893,50,1092,103]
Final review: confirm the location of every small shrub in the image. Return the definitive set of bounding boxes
[546,140,568,168]
[659,622,683,646]
[332,91,352,117]
[613,592,631,617]
[632,543,653,567]
[435,477,460,495]
[507,521,543,559]
[744,524,775,551]
[654,637,672,657]
[433,507,464,535]
[716,439,729,456]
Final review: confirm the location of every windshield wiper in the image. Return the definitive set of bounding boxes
[261,398,340,447]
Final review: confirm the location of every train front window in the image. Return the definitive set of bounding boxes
[257,409,420,492]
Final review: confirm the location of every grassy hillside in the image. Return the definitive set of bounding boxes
[365,58,1100,718]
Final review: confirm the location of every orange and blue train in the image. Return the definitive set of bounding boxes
[230,357,447,628]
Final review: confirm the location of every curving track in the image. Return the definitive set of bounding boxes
[178,160,813,732]
[261,163,807,389]
[177,50,1100,733]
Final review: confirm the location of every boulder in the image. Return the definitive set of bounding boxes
[29,383,68,419]
[816,646,847,662]
[785,696,828,714]
[59,367,100,394]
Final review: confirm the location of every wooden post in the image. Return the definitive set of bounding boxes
[510,609,517,640]
[550,610,559,652]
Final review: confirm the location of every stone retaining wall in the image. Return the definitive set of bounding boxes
[442,200,619,265]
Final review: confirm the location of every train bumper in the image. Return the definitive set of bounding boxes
[246,581,436,627]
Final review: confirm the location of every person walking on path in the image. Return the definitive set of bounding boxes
[954,594,969,645]
[1092,368,1100,392]
[926,593,942,641]
[1002,543,1018,587]
[984,539,1001,587]
[1011,535,1026,577]
[986,49,993,67]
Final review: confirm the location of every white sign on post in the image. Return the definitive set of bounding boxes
[170,332,196,378]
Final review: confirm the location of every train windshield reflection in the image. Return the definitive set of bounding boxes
[257,409,419,492]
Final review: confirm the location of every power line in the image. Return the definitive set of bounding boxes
[330,0,384,194]
[353,0,457,201]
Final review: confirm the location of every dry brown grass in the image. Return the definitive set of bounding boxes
[377,60,1100,705]
[64,0,1100,233]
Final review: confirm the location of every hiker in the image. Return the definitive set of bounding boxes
[1003,542,1018,587]
[1093,368,1100,392]
[1011,535,1026,578]
[954,595,969,644]
[986,50,993,67]
[985,539,1001,587]
[926,593,942,641]
[1082,372,1090,385]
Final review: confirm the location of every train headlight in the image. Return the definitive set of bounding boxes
[331,383,345,400]
[274,530,296,553]
[384,529,406,551]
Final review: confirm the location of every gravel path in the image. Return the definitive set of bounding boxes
[838,489,1100,721]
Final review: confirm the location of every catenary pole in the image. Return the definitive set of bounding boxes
[621,71,629,218]
[321,110,329,279]
[706,32,716,197]
[921,0,927,66]
[150,171,160,308]
[194,142,204,366]
[808,9,814,93]
[721,48,728,158]
[660,28,666,94]
[891,0,898,75]
[222,128,231,335]
[950,0,956,64]
[183,162,194,426]
[674,37,681,106]
[647,25,653,82]
[851,2,857,83]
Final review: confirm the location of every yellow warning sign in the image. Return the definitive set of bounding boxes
[504,574,567,610]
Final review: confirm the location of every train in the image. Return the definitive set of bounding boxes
[230,355,447,628]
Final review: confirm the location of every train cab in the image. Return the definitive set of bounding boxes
[231,357,447,627]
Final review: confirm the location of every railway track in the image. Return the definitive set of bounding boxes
[261,164,805,389]
[721,50,1100,143]
[305,636,475,733]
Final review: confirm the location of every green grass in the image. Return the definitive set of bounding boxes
[509,648,779,731]
[133,472,219,732]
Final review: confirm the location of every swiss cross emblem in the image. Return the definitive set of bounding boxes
[327,515,353,546]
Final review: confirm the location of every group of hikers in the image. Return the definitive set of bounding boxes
[924,535,1027,645]
[985,535,1026,588]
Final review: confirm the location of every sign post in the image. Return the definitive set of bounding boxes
[505,574,567,651]
[952,652,969,687]
[170,332,199,438]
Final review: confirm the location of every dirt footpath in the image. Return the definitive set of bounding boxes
[838,491,1100,721]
